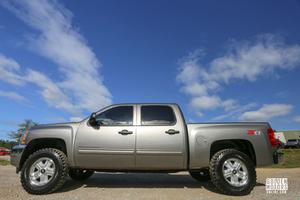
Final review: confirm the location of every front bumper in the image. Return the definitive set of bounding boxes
[10,145,26,172]
[273,149,284,164]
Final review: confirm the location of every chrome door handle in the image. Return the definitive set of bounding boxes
[165,129,180,135]
[118,130,133,135]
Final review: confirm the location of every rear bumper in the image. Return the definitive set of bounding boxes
[273,149,284,164]
[10,145,26,172]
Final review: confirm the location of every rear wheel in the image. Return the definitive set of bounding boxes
[189,169,210,182]
[69,169,94,181]
[209,149,256,196]
[21,148,68,194]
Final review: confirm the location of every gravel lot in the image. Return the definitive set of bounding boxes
[0,165,299,200]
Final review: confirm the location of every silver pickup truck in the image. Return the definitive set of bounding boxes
[11,103,282,195]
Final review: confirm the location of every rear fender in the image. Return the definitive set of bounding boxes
[188,125,273,169]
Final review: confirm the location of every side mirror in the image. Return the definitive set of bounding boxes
[88,112,99,127]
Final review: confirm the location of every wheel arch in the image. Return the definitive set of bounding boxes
[19,138,68,172]
[210,139,256,166]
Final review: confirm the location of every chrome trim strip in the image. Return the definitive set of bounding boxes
[78,149,134,154]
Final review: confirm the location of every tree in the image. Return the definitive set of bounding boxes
[7,130,22,142]
[18,119,37,130]
[0,139,17,149]
[8,119,37,141]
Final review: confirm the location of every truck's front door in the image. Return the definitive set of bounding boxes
[75,105,136,169]
[136,105,186,170]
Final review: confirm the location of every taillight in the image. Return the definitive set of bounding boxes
[267,128,278,147]
[21,129,29,145]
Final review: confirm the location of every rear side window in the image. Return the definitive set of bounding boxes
[141,105,176,125]
[96,106,133,126]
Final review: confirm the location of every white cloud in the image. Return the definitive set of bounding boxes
[195,112,203,117]
[212,103,257,121]
[222,99,238,111]
[25,69,78,114]
[0,54,24,85]
[177,50,203,84]
[1,0,112,114]
[190,96,221,110]
[46,117,66,123]
[177,34,300,118]
[0,53,76,112]
[180,83,208,97]
[206,35,300,83]
[70,116,84,122]
[293,116,300,123]
[0,90,26,102]
[239,104,293,121]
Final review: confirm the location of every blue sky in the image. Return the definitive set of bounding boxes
[1,0,300,139]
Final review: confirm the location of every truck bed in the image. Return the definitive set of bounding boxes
[186,122,274,169]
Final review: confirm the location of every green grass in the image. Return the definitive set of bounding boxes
[0,159,10,166]
[270,149,300,168]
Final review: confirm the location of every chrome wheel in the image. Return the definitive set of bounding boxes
[222,158,248,187]
[29,157,56,186]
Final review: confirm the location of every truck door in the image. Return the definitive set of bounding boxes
[74,105,136,169]
[136,105,186,170]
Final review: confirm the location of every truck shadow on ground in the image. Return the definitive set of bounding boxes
[59,172,265,195]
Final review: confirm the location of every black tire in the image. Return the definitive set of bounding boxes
[21,148,69,195]
[69,169,94,181]
[189,169,210,182]
[209,149,256,196]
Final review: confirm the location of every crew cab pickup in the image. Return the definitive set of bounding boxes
[10,103,282,195]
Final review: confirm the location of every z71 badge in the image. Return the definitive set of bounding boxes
[247,130,261,135]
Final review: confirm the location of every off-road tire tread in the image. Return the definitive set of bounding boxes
[20,148,69,195]
[209,149,256,196]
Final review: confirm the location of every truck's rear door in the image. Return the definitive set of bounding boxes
[135,105,186,170]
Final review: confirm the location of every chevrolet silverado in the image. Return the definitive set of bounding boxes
[10,103,282,195]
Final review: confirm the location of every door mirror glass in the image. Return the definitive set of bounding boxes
[88,112,99,127]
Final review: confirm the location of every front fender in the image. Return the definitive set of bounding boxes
[26,125,76,166]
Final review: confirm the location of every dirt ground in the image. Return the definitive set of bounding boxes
[0,165,299,200]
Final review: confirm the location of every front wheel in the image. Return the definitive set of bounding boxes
[209,149,256,196]
[69,169,94,181]
[21,148,69,194]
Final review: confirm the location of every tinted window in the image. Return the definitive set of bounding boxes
[141,106,176,125]
[96,106,133,126]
